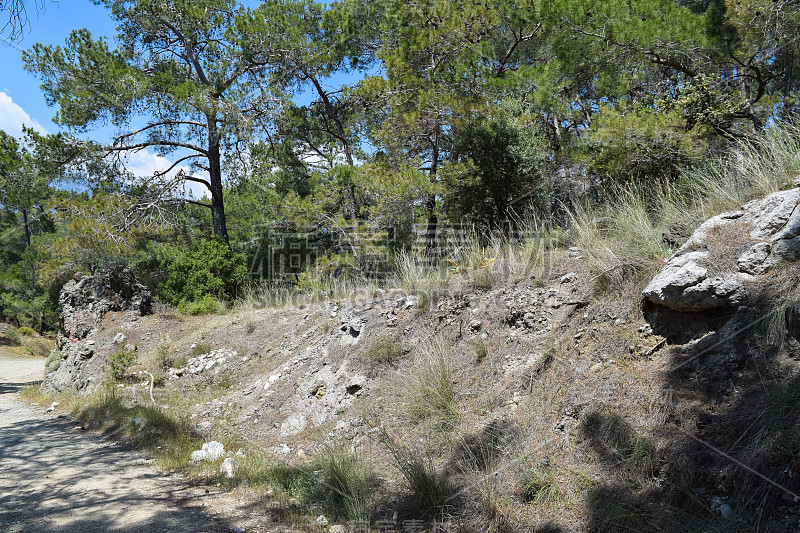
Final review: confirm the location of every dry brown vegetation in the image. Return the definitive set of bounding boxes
[24,124,800,532]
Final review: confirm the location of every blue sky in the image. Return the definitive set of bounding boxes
[0,0,353,138]
[0,1,118,138]
[0,0,371,196]
[0,1,190,190]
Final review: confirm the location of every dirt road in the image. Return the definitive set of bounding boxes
[0,351,233,533]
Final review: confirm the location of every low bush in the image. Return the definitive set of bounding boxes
[44,350,61,374]
[103,348,137,382]
[4,326,20,345]
[178,295,224,315]
[18,326,36,336]
[472,338,488,363]
[362,335,404,363]
[151,370,166,387]
[191,343,212,357]
[155,340,174,370]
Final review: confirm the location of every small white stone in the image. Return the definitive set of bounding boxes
[220,457,238,479]
[190,450,208,462]
[191,441,225,462]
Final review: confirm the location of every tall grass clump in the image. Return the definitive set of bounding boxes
[493,217,560,285]
[515,457,562,505]
[686,120,800,218]
[394,251,450,310]
[751,264,800,347]
[381,430,451,518]
[568,120,800,293]
[315,441,375,520]
[570,186,676,291]
[401,340,460,432]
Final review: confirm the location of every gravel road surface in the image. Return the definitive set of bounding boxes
[0,350,232,532]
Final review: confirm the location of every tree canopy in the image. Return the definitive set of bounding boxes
[1,0,799,324]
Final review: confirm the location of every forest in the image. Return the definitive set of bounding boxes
[1,0,798,330]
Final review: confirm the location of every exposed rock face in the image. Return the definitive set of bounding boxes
[644,185,800,312]
[40,267,151,393]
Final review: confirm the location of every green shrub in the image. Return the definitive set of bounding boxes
[4,326,20,345]
[103,349,138,382]
[18,326,36,336]
[160,238,247,305]
[191,343,212,357]
[178,295,224,315]
[362,335,403,363]
[44,350,62,374]
[151,370,166,387]
[155,341,174,370]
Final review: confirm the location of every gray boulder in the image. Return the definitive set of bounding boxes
[644,185,800,312]
[40,267,151,393]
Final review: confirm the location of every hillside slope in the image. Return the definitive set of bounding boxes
[35,229,799,532]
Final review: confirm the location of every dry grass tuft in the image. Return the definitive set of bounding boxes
[399,339,460,432]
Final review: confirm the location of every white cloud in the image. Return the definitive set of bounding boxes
[0,92,47,139]
[123,149,209,200]
[0,92,211,200]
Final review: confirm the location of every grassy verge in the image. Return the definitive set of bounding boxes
[567,121,800,297]
[19,382,381,524]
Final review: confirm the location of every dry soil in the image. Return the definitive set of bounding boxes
[0,349,234,533]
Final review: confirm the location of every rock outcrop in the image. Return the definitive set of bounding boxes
[644,184,800,312]
[40,267,151,393]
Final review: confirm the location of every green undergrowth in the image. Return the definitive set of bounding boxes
[1,325,53,358]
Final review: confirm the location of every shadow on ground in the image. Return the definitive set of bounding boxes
[0,377,234,532]
[576,298,800,532]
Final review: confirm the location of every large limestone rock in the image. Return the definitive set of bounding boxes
[644,184,800,312]
[41,267,151,393]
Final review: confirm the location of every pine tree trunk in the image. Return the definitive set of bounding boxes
[425,193,438,263]
[207,120,230,245]
[425,133,440,263]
